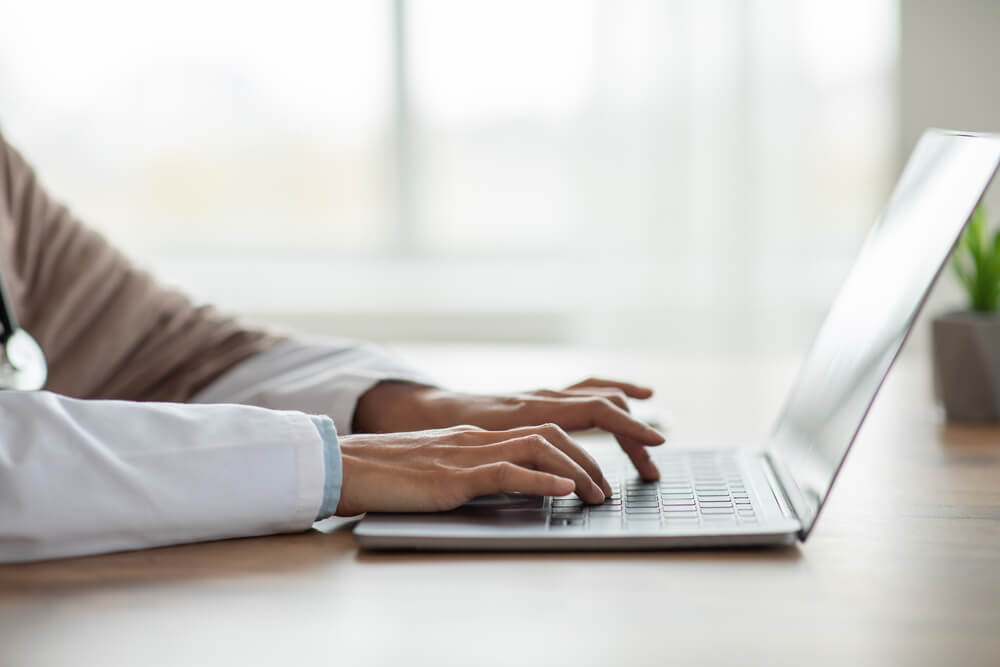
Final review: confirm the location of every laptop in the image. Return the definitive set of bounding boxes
[355,129,1000,551]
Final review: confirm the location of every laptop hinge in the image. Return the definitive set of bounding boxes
[763,452,813,539]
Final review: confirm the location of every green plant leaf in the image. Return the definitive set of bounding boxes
[988,227,1000,312]
[966,205,986,267]
[952,251,975,294]
[992,226,1000,274]
[952,204,1000,311]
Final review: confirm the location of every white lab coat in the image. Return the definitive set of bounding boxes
[0,338,430,563]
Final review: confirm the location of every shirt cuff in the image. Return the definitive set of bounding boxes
[310,415,343,520]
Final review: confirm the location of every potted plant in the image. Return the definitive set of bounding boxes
[933,205,1000,422]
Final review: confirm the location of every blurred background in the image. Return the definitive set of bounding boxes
[0,0,996,360]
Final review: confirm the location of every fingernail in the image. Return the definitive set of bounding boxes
[601,479,613,497]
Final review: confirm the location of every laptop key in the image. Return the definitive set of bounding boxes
[589,518,622,529]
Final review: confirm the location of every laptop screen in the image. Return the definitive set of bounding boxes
[768,130,1000,537]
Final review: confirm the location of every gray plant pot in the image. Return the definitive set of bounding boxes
[932,311,1000,422]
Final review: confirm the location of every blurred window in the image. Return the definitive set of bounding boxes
[0,0,899,343]
[0,0,392,255]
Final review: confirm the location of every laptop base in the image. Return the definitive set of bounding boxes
[354,448,802,551]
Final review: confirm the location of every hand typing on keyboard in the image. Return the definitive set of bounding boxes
[335,423,613,515]
[336,376,666,517]
[352,377,667,480]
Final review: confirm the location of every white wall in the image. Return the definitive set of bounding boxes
[900,0,1000,358]
[900,0,1000,154]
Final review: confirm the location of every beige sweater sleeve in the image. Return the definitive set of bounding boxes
[0,132,283,401]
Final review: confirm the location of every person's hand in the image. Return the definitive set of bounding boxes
[335,424,612,515]
[352,378,665,480]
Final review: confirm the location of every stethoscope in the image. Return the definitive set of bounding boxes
[0,269,47,390]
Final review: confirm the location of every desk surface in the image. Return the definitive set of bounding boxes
[1,346,999,667]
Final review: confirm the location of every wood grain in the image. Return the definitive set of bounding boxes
[1,348,998,667]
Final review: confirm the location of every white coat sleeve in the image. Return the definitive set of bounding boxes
[190,337,436,434]
[0,390,324,563]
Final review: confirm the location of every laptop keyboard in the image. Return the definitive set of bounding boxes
[548,452,757,530]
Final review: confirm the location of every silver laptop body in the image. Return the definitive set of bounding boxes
[355,129,1000,550]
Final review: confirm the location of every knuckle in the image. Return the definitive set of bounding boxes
[492,462,516,484]
[540,422,564,437]
[524,433,548,449]
[588,396,611,409]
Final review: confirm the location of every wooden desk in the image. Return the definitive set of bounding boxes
[1,347,999,667]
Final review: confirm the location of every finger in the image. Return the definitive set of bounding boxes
[489,424,612,497]
[486,406,659,483]
[537,388,630,412]
[465,462,576,499]
[566,377,654,399]
[456,434,606,503]
[555,397,665,445]
[614,433,660,481]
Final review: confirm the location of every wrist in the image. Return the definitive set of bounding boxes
[352,381,440,433]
